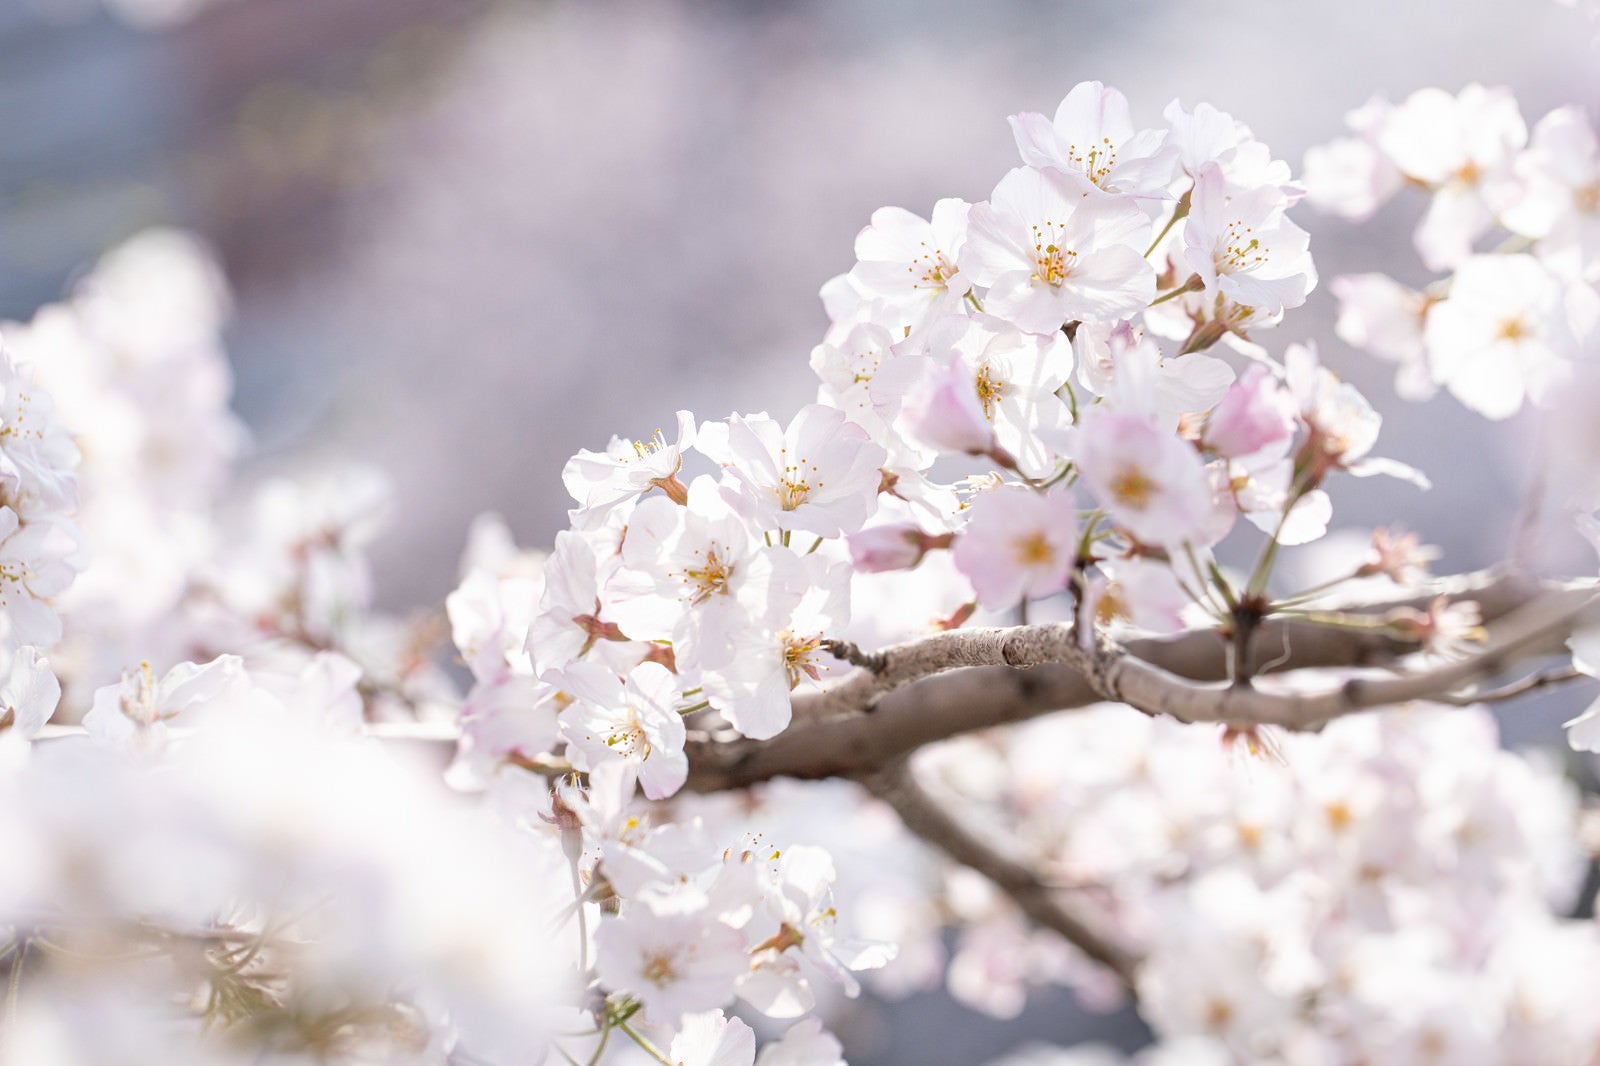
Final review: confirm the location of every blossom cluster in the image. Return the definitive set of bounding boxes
[1306,85,1600,420]
[937,702,1596,1064]
[2,75,1600,1066]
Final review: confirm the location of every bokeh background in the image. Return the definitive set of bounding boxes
[5,0,1598,1060]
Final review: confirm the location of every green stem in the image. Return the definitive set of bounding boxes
[1144,201,1189,257]
[619,1021,674,1066]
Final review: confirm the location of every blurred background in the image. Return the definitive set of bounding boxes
[4,0,1597,1059]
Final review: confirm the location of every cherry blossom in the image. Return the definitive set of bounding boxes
[952,485,1078,610]
[962,167,1156,333]
[1009,81,1178,196]
[848,199,973,330]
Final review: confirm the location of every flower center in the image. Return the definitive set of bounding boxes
[1066,136,1119,187]
[1220,221,1264,272]
[679,544,733,604]
[909,241,959,291]
[974,365,1006,421]
[1108,466,1157,510]
[777,449,823,511]
[640,951,678,988]
[1011,531,1056,567]
[782,632,824,688]
[606,715,652,760]
[628,427,669,462]
[1029,222,1077,285]
[1496,316,1529,343]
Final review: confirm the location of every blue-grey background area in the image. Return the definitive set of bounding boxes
[5,0,1598,1060]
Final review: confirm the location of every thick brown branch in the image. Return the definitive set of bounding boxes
[686,569,1578,791]
[863,763,1140,985]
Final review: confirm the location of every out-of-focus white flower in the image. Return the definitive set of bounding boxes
[1423,253,1577,419]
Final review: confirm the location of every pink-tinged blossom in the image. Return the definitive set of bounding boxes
[1423,254,1576,419]
[1008,81,1177,196]
[847,523,948,573]
[1331,273,1436,401]
[905,314,1074,477]
[951,486,1077,610]
[1094,558,1192,635]
[962,167,1156,334]
[1203,364,1298,460]
[557,659,688,800]
[1183,164,1316,327]
[525,529,636,677]
[704,405,887,538]
[1503,106,1600,280]
[848,199,972,330]
[0,356,81,520]
[748,845,896,1006]
[593,896,749,1023]
[1376,84,1527,270]
[1285,343,1426,488]
[900,356,1002,458]
[1070,411,1216,548]
[562,410,695,526]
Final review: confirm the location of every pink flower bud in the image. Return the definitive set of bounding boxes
[847,524,927,572]
[1204,364,1298,459]
[902,360,997,456]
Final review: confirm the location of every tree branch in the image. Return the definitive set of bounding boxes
[863,763,1140,985]
[686,570,1585,791]
[1092,583,1597,731]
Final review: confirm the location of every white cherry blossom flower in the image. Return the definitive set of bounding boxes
[703,405,887,538]
[562,410,696,525]
[962,167,1156,334]
[1009,81,1177,196]
[593,895,749,1024]
[670,1011,757,1066]
[848,199,972,330]
[557,659,689,799]
[608,484,806,670]
[1183,163,1316,328]
[703,556,850,740]
[0,645,59,739]
[754,1019,847,1066]
[904,314,1074,478]
[1331,273,1436,400]
[81,654,250,748]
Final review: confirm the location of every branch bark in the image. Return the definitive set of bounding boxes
[685,570,1593,791]
[863,763,1140,985]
